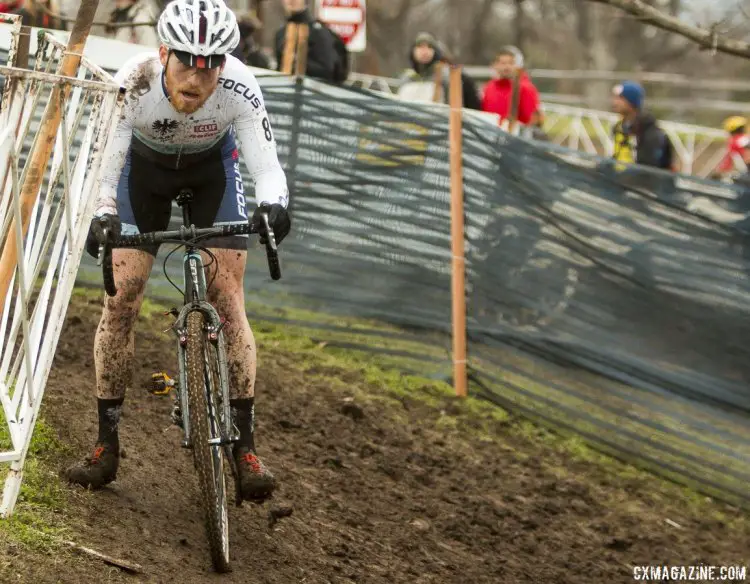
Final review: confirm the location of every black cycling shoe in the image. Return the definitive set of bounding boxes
[234,447,276,502]
[65,442,119,489]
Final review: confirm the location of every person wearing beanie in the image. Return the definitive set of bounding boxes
[611,81,674,170]
[398,32,481,110]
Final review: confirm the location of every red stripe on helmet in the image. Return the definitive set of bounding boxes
[199,14,207,44]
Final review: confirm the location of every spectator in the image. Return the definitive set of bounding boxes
[1,0,61,28]
[611,81,674,171]
[105,0,160,47]
[232,11,272,70]
[398,32,481,110]
[0,1,23,18]
[275,0,348,83]
[481,46,540,128]
[713,116,750,180]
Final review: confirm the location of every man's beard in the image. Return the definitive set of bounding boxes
[170,85,208,114]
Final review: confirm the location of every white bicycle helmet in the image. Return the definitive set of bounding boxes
[158,0,240,68]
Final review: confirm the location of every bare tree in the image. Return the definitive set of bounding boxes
[587,0,750,59]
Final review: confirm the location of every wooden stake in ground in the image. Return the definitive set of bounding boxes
[281,22,309,77]
[448,65,467,398]
[0,0,100,311]
[432,61,445,104]
[281,21,297,75]
[294,23,309,76]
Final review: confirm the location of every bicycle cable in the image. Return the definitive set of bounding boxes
[163,243,186,297]
[161,236,223,297]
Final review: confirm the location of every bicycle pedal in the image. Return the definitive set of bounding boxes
[149,372,176,396]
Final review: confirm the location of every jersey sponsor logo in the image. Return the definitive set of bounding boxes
[218,78,262,108]
[193,122,219,136]
[152,118,179,139]
[233,160,247,220]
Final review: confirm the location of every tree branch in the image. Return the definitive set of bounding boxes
[588,0,750,59]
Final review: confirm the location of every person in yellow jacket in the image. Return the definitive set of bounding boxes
[611,81,674,170]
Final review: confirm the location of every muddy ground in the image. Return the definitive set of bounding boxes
[0,293,748,584]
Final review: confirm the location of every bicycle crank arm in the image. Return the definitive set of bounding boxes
[207,435,239,447]
[225,447,244,508]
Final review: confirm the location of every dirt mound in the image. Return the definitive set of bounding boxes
[2,292,748,583]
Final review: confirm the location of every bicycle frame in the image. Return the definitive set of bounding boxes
[171,192,236,451]
[97,189,282,565]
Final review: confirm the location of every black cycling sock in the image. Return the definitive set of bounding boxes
[231,397,256,452]
[97,397,124,449]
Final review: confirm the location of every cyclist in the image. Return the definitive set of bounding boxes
[65,0,290,503]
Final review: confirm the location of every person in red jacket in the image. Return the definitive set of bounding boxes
[0,1,21,13]
[482,46,540,127]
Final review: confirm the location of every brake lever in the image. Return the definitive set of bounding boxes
[260,212,282,281]
[97,226,118,297]
[96,226,109,267]
[260,213,277,252]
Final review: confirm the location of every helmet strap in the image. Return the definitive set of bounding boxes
[163,49,173,102]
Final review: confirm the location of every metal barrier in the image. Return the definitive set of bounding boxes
[0,19,123,516]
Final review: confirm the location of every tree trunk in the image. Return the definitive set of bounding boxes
[576,2,616,109]
[513,0,525,53]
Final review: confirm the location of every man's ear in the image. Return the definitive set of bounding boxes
[159,45,169,67]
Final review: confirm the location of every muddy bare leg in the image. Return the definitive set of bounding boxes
[204,248,256,400]
[94,249,154,399]
[204,248,274,501]
[66,250,153,489]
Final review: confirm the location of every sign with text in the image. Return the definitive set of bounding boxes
[317,0,366,53]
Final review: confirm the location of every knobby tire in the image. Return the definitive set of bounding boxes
[185,310,230,573]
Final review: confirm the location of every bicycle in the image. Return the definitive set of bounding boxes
[97,188,281,573]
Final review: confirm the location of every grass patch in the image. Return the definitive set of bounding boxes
[69,286,750,525]
[0,415,71,552]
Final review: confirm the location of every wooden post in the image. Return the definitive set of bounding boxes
[0,0,100,312]
[294,24,309,76]
[448,65,467,398]
[281,22,297,75]
[281,22,309,77]
[432,61,445,103]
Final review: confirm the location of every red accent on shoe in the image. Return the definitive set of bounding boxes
[241,452,262,474]
[91,446,105,464]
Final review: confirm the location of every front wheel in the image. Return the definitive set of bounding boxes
[185,310,230,573]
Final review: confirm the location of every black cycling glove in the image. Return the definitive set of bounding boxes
[251,203,291,245]
[85,214,122,259]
